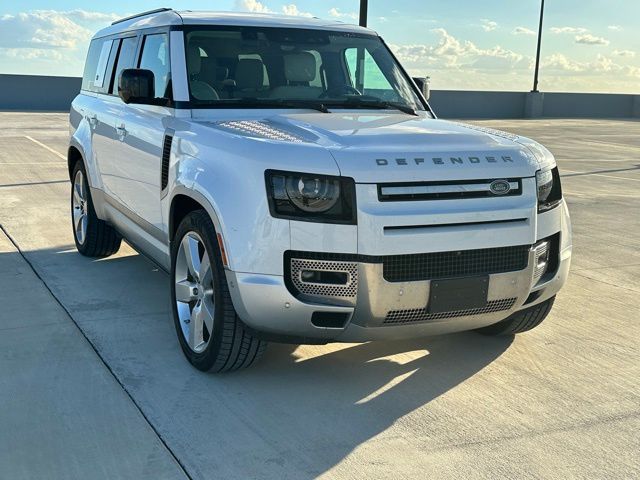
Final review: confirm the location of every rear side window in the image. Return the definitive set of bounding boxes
[139,33,171,99]
[82,39,116,92]
[111,36,139,95]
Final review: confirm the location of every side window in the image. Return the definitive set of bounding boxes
[139,33,171,99]
[82,39,116,92]
[111,36,139,95]
[344,48,394,95]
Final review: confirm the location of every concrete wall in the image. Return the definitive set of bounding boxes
[0,74,81,111]
[429,90,528,119]
[1,74,638,119]
[430,90,640,119]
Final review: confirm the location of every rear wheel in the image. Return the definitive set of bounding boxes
[71,161,121,257]
[477,296,556,335]
[171,210,266,372]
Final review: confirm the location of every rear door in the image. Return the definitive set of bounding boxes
[99,35,140,206]
[115,31,173,235]
[80,37,120,189]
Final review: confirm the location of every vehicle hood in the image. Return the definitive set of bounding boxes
[196,112,554,183]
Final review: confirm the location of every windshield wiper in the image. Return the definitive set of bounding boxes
[231,98,329,113]
[337,98,418,116]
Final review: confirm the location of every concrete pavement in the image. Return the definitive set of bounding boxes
[0,113,638,479]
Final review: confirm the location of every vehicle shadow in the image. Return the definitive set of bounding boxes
[226,334,513,478]
[13,246,514,479]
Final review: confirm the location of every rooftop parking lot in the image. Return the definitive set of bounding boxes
[0,112,638,479]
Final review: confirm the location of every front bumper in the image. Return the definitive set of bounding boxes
[226,236,571,343]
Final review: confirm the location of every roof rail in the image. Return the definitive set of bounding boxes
[111,8,173,26]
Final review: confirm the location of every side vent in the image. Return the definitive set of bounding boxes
[161,134,172,191]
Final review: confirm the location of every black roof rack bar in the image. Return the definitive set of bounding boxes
[111,8,173,26]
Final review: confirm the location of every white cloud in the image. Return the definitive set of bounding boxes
[550,26,587,34]
[0,11,93,49]
[0,9,122,76]
[541,53,639,79]
[390,29,526,71]
[0,47,63,61]
[613,49,636,58]
[234,0,272,13]
[512,26,536,36]
[575,33,609,46]
[607,25,622,31]
[65,10,121,22]
[328,8,358,20]
[281,4,313,17]
[481,19,497,32]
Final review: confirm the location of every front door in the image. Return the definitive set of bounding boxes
[116,32,173,234]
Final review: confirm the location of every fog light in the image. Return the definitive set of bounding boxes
[533,241,550,283]
[301,270,349,285]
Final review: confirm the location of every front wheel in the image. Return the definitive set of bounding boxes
[476,296,556,336]
[170,210,266,372]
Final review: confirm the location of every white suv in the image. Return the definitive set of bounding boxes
[68,9,572,371]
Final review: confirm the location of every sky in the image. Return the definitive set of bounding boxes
[0,0,638,93]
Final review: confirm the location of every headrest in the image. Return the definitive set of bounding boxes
[235,59,264,90]
[198,57,230,83]
[187,44,202,74]
[284,53,316,83]
[216,66,229,81]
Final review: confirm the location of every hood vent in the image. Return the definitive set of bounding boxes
[216,121,306,143]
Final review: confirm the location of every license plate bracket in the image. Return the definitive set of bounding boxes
[428,276,489,314]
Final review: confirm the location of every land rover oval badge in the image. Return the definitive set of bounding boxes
[490,179,511,195]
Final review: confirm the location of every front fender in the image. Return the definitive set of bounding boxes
[169,157,290,275]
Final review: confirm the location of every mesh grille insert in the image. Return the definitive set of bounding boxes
[383,245,530,282]
[290,258,358,298]
[384,298,517,325]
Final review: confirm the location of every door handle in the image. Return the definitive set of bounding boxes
[116,125,127,140]
[86,114,98,127]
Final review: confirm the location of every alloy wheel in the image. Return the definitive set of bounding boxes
[174,232,216,353]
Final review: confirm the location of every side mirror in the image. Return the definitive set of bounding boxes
[119,69,155,104]
[413,76,431,101]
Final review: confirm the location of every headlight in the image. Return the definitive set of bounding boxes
[265,170,357,224]
[536,167,562,213]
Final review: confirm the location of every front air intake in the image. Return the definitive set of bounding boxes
[384,298,517,325]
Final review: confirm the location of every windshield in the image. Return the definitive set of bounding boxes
[183,27,425,111]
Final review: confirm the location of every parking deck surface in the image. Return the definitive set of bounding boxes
[0,113,638,479]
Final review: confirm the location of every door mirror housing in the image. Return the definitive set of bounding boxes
[413,76,431,101]
[118,69,156,105]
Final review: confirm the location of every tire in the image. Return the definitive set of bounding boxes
[71,161,121,257]
[170,210,267,372]
[477,296,556,336]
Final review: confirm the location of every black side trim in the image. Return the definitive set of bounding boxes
[161,134,172,191]
[103,192,168,244]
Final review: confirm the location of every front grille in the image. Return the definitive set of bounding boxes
[290,258,358,298]
[378,178,522,202]
[383,245,530,282]
[384,298,517,325]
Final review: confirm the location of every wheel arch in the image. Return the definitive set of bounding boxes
[169,189,227,263]
[67,145,84,180]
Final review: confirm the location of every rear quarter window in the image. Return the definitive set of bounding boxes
[81,38,118,94]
